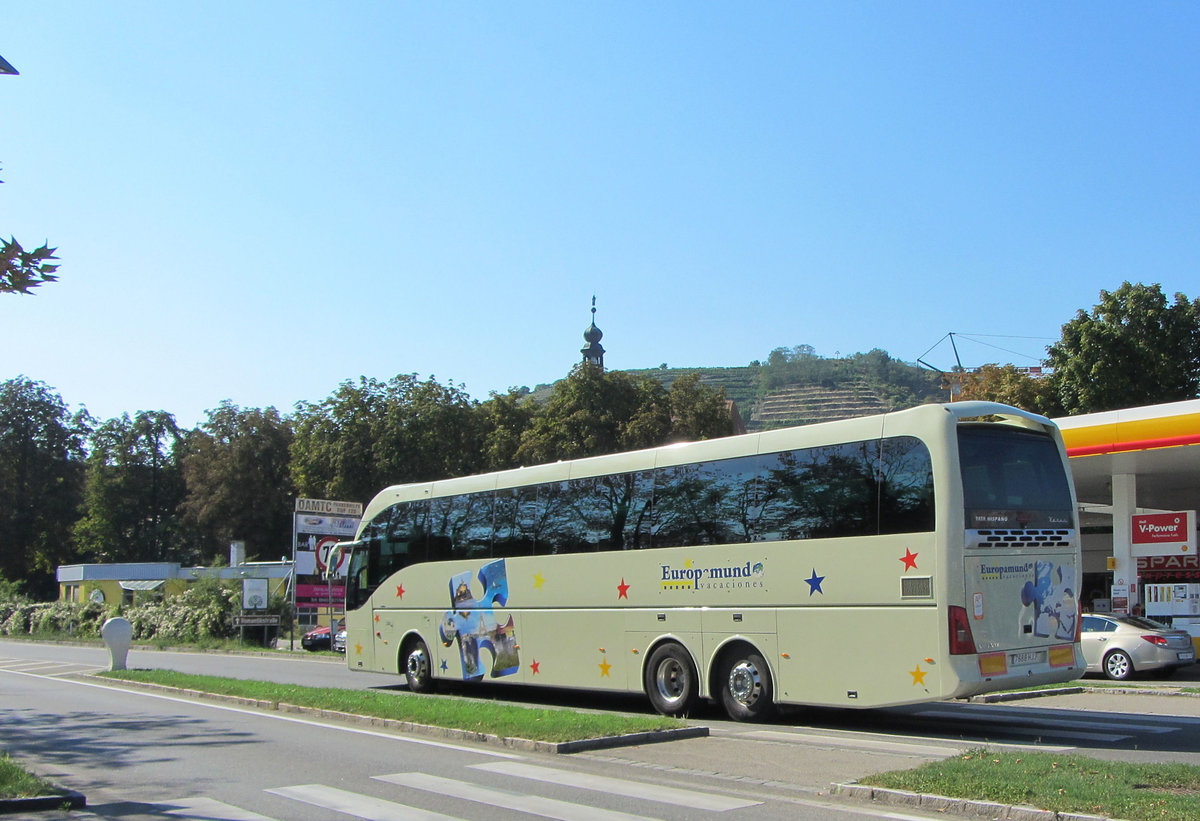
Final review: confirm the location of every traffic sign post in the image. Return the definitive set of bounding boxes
[235,613,281,646]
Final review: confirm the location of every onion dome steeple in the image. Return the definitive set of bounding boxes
[581,295,605,368]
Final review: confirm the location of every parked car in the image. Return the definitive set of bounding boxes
[333,626,347,653]
[300,624,331,652]
[301,619,345,652]
[1080,613,1197,680]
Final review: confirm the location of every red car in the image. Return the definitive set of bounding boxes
[301,619,344,652]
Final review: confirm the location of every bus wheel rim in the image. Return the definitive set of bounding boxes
[655,658,688,704]
[728,660,762,706]
[407,646,428,679]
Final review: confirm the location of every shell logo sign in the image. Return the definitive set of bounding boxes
[1131,511,1196,557]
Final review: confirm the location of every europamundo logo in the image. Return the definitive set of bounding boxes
[979,561,1034,581]
[660,559,766,592]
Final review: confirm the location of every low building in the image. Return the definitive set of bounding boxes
[57,561,292,607]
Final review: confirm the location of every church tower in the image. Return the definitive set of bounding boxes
[580,295,605,368]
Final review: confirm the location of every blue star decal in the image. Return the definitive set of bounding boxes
[805,568,825,596]
[440,659,448,672]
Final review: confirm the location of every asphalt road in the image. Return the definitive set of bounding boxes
[3,640,1200,820]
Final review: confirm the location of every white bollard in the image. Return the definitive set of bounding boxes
[100,617,134,671]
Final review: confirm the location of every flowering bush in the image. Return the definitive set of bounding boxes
[123,580,239,642]
[0,578,242,642]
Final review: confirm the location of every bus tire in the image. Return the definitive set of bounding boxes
[717,646,775,722]
[402,637,434,693]
[644,643,699,717]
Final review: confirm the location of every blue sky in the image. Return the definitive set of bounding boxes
[3,3,1197,428]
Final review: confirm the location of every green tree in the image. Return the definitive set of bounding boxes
[75,411,187,564]
[373,376,482,485]
[957,364,1061,415]
[181,402,294,564]
[516,365,732,465]
[850,349,944,409]
[1,237,59,295]
[1046,282,1200,414]
[516,365,658,464]
[291,375,481,502]
[2,165,60,295]
[476,388,537,471]
[290,378,387,503]
[0,377,88,598]
[666,372,733,442]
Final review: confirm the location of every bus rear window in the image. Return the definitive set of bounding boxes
[958,426,1074,530]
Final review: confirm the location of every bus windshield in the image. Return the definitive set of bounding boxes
[959,426,1074,531]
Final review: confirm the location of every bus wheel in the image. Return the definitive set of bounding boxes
[718,646,775,722]
[402,637,434,693]
[644,643,699,717]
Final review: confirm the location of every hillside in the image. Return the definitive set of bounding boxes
[621,349,947,430]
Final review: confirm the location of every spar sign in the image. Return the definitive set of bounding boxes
[1131,510,1196,557]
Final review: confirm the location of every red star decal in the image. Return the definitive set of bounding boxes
[900,548,919,571]
[396,584,406,598]
[374,613,380,622]
[617,578,630,599]
[530,660,540,675]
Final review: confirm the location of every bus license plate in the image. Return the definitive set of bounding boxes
[1010,651,1045,666]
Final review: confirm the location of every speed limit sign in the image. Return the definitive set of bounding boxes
[313,537,344,574]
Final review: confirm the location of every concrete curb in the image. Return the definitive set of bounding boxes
[830,782,1119,821]
[968,686,1086,703]
[84,676,708,754]
[969,683,1200,703]
[0,785,86,816]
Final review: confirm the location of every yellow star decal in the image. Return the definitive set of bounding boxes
[533,572,545,590]
[355,642,363,655]
[910,665,927,686]
[684,558,693,569]
[598,656,612,678]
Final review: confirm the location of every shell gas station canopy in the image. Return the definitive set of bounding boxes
[1057,399,1200,590]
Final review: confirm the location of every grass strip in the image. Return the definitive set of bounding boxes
[98,669,684,743]
[0,752,59,800]
[861,748,1200,821]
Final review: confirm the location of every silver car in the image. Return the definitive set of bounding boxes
[1081,614,1196,680]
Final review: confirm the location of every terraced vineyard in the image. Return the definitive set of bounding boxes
[621,362,943,430]
[748,378,890,429]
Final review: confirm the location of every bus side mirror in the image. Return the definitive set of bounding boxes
[325,544,343,580]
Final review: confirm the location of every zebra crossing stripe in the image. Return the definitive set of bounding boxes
[161,795,278,820]
[375,772,661,821]
[470,761,761,811]
[267,784,462,821]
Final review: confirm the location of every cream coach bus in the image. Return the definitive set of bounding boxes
[338,401,1084,721]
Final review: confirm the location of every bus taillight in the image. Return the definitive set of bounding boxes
[948,605,977,655]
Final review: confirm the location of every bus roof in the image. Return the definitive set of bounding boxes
[356,401,1060,524]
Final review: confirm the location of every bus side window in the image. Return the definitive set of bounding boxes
[758,442,879,541]
[430,495,493,562]
[878,436,935,534]
[493,487,537,557]
[542,481,590,554]
[652,457,757,548]
[380,501,428,573]
[572,472,653,551]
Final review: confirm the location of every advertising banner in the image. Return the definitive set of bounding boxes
[296,582,347,608]
[293,498,361,611]
[1131,511,1196,557]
